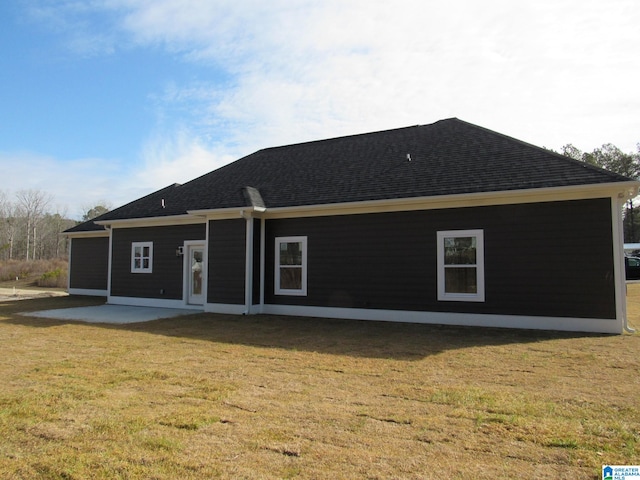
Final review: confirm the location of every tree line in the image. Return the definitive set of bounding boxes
[561,142,640,242]
[0,190,110,262]
[0,190,73,261]
[1,142,639,261]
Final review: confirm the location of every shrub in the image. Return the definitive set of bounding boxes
[0,260,34,282]
[0,259,68,287]
[37,268,68,288]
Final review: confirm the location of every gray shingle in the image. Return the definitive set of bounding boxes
[66,118,632,232]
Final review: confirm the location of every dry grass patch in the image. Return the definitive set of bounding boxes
[0,290,638,478]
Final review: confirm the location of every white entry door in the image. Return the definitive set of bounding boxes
[187,244,205,305]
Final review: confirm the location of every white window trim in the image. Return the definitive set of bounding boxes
[131,241,153,274]
[275,236,308,296]
[437,229,485,302]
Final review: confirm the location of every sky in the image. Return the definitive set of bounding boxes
[0,0,638,220]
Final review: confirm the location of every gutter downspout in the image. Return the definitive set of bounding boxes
[67,237,72,293]
[105,224,113,304]
[241,210,254,315]
[260,217,265,313]
[618,189,638,333]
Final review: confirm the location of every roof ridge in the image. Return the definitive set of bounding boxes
[256,120,447,153]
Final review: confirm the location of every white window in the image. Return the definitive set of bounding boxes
[275,236,307,296]
[131,242,153,273]
[437,230,484,302]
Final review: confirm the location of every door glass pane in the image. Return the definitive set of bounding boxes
[191,249,203,296]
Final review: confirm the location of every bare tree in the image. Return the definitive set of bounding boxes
[0,193,23,261]
[16,189,52,261]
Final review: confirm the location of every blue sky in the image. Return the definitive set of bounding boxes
[1,0,639,219]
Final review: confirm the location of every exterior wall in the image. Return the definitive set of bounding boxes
[110,224,205,300]
[208,219,246,305]
[264,198,616,322]
[69,236,109,293]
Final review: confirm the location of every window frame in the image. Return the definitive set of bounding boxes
[274,236,308,296]
[436,229,485,302]
[131,241,153,274]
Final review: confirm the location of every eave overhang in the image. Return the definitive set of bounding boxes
[94,213,206,229]
[61,229,110,238]
[87,181,639,226]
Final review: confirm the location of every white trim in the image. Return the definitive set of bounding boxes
[67,237,73,292]
[108,296,203,310]
[62,230,109,238]
[96,215,206,229]
[205,302,248,315]
[68,288,108,297]
[612,196,629,332]
[189,206,265,220]
[205,221,210,304]
[183,240,206,306]
[437,230,485,302]
[107,227,113,297]
[259,217,266,313]
[75,182,639,249]
[261,304,622,334]
[131,241,153,273]
[274,236,308,296]
[244,216,254,313]
[101,182,639,224]
[261,182,639,219]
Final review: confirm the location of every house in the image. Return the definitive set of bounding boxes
[64,118,639,333]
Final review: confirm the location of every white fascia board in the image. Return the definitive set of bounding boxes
[95,214,206,229]
[62,230,110,238]
[262,182,640,219]
[188,206,266,220]
[96,181,639,225]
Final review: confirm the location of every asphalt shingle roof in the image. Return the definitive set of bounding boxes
[66,118,632,233]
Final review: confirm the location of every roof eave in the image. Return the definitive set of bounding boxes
[91,181,639,225]
[94,213,206,228]
[187,205,267,220]
[262,181,640,219]
[61,229,110,238]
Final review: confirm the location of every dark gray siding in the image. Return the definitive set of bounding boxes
[111,224,205,299]
[69,236,109,291]
[208,219,246,305]
[264,198,616,320]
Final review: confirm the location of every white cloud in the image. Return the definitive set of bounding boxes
[16,0,640,217]
[0,151,129,219]
[137,128,237,190]
[29,0,640,153]
[116,0,639,151]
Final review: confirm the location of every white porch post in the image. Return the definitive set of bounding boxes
[244,213,254,314]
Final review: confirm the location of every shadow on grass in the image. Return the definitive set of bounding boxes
[2,296,608,360]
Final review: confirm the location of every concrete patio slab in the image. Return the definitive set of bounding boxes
[24,304,198,324]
